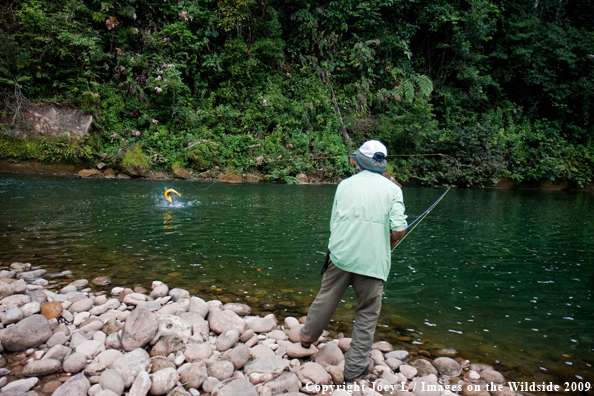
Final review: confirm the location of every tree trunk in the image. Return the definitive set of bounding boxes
[328,79,353,157]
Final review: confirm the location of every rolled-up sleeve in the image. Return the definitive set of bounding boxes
[390,188,407,231]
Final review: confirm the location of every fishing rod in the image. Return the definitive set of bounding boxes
[309,152,460,250]
[390,153,460,251]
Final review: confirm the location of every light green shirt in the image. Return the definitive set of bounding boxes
[328,171,407,281]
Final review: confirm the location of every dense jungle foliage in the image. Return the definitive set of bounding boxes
[1,0,593,185]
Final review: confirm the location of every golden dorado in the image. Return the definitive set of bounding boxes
[164,189,181,203]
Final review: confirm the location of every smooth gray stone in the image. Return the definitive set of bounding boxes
[99,369,125,396]
[23,358,61,377]
[16,269,47,280]
[0,314,51,351]
[121,309,158,351]
[213,378,257,396]
[52,373,90,396]
[2,308,24,325]
[112,348,151,387]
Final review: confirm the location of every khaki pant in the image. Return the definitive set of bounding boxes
[300,261,384,379]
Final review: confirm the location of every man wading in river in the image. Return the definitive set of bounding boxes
[300,140,407,383]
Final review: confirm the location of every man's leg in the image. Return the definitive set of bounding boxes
[344,274,384,379]
[300,262,351,345]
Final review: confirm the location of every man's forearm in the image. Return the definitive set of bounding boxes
[390,230,406,247]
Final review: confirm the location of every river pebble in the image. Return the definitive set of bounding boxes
[0,264,519,396]
[63,352,87,373]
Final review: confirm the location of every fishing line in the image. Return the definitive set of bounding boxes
[202,181,218,190]
[188,153,458,244]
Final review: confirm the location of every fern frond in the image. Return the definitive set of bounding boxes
[416,75,433,97]
[404,81,414,102]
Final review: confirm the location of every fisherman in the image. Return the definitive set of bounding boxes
[299,140,407,383]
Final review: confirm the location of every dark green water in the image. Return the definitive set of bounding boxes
[1,173,593,385]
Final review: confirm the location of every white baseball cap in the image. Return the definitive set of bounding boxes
[353,140,388,173]
[357,140,387,158]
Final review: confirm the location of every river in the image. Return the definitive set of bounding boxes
[0,173,592,387]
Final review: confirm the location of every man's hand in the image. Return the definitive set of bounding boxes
[390,230,406,247]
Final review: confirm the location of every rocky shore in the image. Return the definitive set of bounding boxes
[4,159,592,190]
[0,262,519,396]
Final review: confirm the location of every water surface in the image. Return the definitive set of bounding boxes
[0,173,592,386]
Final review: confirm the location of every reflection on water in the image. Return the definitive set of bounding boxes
[0,173,593,386]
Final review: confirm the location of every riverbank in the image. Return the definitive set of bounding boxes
[0,261,541,396]
[2,159,594,191]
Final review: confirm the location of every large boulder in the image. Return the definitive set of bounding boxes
[173,167,192,179]
[78,169,104,178]
[16,103,92,138]
[0,314,52,351]
[121,309,158,351]
[123,165,150,178]
[218,173,243,183]
[295,173,309,183]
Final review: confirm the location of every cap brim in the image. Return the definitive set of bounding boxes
[354,152,387,173]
